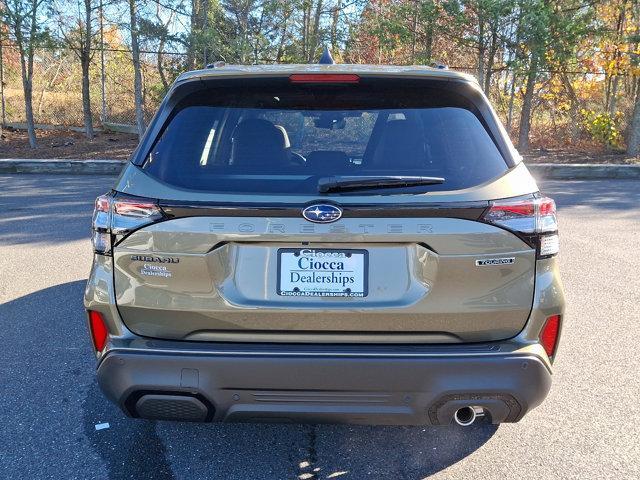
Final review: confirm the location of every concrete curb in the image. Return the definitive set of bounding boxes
[0,159,125,175]
[0,159,639,179]
[527,163,640,180]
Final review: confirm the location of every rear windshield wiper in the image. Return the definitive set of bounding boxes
[317,176,445,193]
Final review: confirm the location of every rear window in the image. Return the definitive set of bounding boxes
[143,80,508,195]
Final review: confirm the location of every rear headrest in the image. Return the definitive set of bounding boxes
[231,119,289,167]
[372,119,426,169]
[274,125,291,149]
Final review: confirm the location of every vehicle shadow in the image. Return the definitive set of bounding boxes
[540,178,640,215]
[0,280,497,480]
[0,174,115,246]
[307,421,497,479]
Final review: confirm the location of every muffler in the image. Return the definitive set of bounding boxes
[454,406,485,426]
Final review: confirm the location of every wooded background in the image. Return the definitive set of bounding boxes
[1,0,639,155]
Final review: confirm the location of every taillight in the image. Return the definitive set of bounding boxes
[111,198,163,234]
[88,310,108,352]
[289,73,360,84]
[91,193,164,254]
[92,194,112,254]
[482,195,559,258]
[539,315,562,358]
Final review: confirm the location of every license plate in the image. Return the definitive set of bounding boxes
[277,248,368,297]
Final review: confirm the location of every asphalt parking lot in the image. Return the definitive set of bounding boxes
[1,174,639,480]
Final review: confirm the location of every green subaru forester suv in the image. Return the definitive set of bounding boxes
[85,62,564,427]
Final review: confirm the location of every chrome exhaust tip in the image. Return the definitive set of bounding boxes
[454,406,484,426]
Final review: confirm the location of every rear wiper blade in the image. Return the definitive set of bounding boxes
[318,176,445,193]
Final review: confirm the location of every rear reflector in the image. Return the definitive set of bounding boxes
[88,310,108,352]
[540,315,561,357]
[289,73,360,84]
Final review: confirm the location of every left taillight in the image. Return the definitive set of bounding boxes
[88,310,108,352]
[92,194,112,254]
[91,193,163,255]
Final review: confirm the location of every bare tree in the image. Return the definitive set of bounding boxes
[307,0,322,62]
[155,6,174,90]
[517,51,538,151]
[3,0,49,148]
[54,0,98,138]
[80,0,94,138]
[128,0,145,136]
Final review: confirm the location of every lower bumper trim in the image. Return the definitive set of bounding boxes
[97,349,551,425]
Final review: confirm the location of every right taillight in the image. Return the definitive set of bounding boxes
[91,193,164,255]
[482,195,559,258]
[539,314,562,358]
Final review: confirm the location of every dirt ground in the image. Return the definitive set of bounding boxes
[0,128,138,160]
[523,148,638,164]
[1,126,638,164]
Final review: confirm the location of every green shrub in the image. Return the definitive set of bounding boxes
[580,109,623,149]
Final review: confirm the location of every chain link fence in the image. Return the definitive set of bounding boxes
[1,43,635,153]
[0,44,182,131]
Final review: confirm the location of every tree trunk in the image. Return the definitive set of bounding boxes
[157,40,169,91]
[129,0,145,137]
[608,75,619,116]
[81,59,94,138]
[276,8,291,63]
[561,74,579,142]
[81,0,94,139]
[628,92,640,156]
[604,74,611,112]
[99,0,107,124]
[202,0,209,66]
[330,1,342,53]
[21,62,37,148]
[301,2,309,61]
[410,0,418,63]
[253,5,266,64]
[608,5,625,116]
[476,16,485,85]
[156,7,173,91]
[188,0,202,69]
[506,72,517,132]
[16,15,37,148]
[517,53,539,151]
[424,19,434,64]
[308,0,323,62]
[484,27,498,95]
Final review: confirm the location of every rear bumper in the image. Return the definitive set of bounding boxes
[97,342,552,425]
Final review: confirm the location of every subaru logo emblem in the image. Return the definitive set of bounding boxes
[302,204,343,223]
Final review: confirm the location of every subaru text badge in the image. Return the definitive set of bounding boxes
[302,204,343,223]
